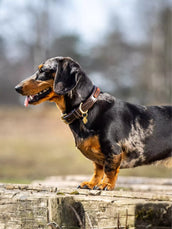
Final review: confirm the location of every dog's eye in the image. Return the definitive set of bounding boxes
[37,72,54,81]
[38,73,48,81]
[38,76,47,81]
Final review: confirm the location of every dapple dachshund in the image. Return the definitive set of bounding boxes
[15,57,172,190]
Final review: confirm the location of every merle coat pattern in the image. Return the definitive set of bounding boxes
[15,57,172,190]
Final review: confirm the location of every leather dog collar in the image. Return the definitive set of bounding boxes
[61,86,100,125]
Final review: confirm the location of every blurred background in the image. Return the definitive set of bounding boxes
[0,0,171,183]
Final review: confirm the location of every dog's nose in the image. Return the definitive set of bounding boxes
[15,85,23,94]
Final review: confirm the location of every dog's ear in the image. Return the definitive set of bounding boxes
[53,59,81,95]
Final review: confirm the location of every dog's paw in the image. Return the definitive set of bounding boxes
[93,182,114,191]
[77,181,96,190]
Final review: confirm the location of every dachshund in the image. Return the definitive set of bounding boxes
[15,56,172,190]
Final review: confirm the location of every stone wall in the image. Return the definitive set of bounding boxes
[0,176,171,229]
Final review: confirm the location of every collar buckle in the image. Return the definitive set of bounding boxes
[61,86,100,125]
[79,102,88,115]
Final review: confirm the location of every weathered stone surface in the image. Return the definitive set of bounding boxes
[0,176,171,229]
[32,175,172,193]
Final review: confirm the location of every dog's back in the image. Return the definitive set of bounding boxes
[116,103,172,168]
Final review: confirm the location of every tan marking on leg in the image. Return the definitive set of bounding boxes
[99,167,120,190]
[96,154,122,190]
[79,162,104,189]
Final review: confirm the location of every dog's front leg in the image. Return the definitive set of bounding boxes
[94,153,122,191]
[78,162,104,190]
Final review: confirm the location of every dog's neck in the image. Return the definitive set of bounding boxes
[64,75,94,114]
[53,95,66,113]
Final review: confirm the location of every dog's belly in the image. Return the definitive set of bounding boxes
[120,156,145,168]
[77,135,105,166]
[120,147,172,169]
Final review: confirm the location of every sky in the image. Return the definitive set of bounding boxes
[0,0,143,45]
[0,0,171,60]
[55,0,143,44]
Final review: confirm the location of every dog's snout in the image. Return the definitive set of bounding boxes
[15,85,23,94]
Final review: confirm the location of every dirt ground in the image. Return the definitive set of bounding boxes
[0,105,171,183]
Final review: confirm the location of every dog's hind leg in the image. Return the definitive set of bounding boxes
[94,153,122,191]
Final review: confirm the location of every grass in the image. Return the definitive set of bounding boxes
[0,105,171,183]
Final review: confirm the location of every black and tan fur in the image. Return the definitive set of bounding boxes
[15,57,172,190]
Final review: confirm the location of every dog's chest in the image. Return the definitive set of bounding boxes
[76,135,105,165]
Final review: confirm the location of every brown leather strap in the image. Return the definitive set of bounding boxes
[61,86,100,124]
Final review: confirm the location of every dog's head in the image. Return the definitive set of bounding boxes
[15,57,83,108]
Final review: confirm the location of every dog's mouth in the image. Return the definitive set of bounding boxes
[24,88,52,107]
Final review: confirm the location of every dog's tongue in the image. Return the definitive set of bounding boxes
[24,96,29,107]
